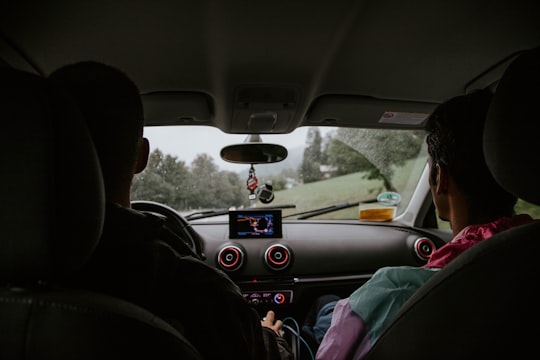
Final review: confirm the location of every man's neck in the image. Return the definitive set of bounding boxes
[106,190,132,208]
[449,204,502,237]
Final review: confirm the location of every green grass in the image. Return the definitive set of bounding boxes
[514,199,540,219]
[272,158,426,220]
[273,172,385,219]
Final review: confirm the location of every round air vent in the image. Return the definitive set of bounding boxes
[414,237,436,261]
[264,244,292,271]
[217,245,244,272]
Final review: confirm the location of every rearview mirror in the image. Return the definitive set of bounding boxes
[220,134,288,164]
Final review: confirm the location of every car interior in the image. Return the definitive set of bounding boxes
[1,0,540,359]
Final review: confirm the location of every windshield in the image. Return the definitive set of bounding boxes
[131,126,428,220]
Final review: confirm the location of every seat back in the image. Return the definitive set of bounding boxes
[364,46,540,359]
[0,66,202,359]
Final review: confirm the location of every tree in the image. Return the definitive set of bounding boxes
[132,149,251,211]
[188,153,220,209]
[299,127,323,183]
[332,128,424,191]
[131,148,191,209]
[217,170,249,208]
[324,137,372,176]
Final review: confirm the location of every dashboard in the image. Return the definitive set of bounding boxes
[131,201,449,319]
[193,219,448,319]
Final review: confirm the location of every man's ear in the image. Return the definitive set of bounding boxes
[434,162,449,194]
[134,137,149,174]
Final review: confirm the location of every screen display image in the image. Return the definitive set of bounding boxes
[229,210,282,239]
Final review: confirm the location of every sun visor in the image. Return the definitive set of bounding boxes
[304,95,436,129]
[142,92,213,126]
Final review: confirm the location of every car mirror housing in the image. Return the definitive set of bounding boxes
[220,134,288,164]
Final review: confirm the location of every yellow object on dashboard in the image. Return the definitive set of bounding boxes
[359,207,396,221]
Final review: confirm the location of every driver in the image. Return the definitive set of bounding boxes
[49,61,292,360]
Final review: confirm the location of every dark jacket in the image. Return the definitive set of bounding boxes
[68,202,292,360]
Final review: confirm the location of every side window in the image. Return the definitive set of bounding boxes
[515,199,540,219]
[433,199,540,230]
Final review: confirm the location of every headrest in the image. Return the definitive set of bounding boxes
[484,46,540,205]
[0,67,105,283]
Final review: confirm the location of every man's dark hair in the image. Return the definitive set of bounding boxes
[425,89,517,217]
[49,61,144,192]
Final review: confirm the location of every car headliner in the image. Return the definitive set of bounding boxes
[1,0,539,133]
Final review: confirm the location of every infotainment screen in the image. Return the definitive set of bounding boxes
[229,209,282,239]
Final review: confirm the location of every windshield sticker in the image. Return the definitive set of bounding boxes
[377,192,402,206]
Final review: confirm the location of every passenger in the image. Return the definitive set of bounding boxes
[49,61,292,360]
[301,89,535,359]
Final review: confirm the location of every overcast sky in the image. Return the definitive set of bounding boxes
[143,126,328,171]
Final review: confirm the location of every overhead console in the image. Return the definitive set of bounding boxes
[230,86,300,134]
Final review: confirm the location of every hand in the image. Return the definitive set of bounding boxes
[261,310,284,337]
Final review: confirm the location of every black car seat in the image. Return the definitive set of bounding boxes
[364,46,540,359]
[0,66,202,359]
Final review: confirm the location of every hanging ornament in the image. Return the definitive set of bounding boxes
[246,164,259,200]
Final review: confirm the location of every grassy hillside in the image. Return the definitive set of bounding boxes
[272,172,384,219]
[271,158,425,220]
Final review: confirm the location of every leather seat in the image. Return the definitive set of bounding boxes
[364,46,540,359]
[0,66,202,359]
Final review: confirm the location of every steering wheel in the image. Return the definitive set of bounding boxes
[131,200,206,260]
